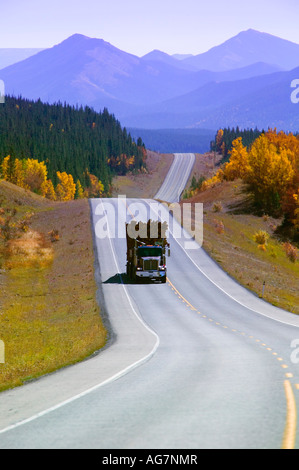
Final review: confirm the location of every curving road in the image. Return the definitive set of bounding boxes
[1,154,299,449]
[154,153,195,202]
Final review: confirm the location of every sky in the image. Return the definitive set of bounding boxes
[1,0,299,56]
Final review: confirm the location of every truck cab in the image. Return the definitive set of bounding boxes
[135,245,167,283]
[125,220,169,284]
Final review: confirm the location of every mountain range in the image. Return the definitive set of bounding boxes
[0,48,44,70]
[1,29,299,134]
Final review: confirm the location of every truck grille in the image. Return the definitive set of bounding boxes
[143,259,159,271]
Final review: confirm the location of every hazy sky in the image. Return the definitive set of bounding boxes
[1,0,299,56]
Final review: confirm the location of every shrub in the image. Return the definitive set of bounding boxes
[258,244,267,251]
[49,229,60,243]
[283,242,298,263]
[212,201,223,213]
[254,230,269,246]
[214,219,225,234]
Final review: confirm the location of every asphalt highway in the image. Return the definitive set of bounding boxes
[0,154,299,449]
[154,153,195,202]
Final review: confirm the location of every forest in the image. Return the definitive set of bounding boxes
[211,127,263,161]
[0,96,147,197]
[205,129,299,241]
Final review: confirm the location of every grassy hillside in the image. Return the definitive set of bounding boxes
[0,181,107,392]
[184,179,299,314]
[112,150,174,198]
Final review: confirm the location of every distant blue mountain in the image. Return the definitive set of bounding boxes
[1,30,299,133]
[182,29,299,71]
[123,67,299,132]
[127,127,215,153]
[0,34,202,111]
[0,48,44,70]
[142,50,198,71]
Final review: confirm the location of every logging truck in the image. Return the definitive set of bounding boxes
[126,220,170,283]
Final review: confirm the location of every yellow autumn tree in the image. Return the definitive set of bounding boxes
[215,129,224,152]
[83,171,105,198]
[12,158,25,187]
[23,158,48,193]
[88,174,104,197]
[1,156,48,194]
[75,180,84,199]
[1,155,13,181]
[224,137,250,181]
[264,129,299,174]
[56,171,76,201]
[292,190,299,230]
[245,134,295,212]
[200,168,225,191]
[41,179,57,201]
[265,129,299,159]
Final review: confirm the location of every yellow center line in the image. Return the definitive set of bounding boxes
[167,278,197,311]
[167,276,298,449]
[122,199,297,449]
[282,380,297,450]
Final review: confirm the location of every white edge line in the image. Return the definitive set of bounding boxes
[155,153,195,202]
[175,232,299,327]
[148,200,299,328]
[97,198,160,344]
[0,199,160,435]
[0,354,157,436]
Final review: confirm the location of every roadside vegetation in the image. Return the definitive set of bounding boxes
[0,95,147,392]
[208,129,299,239]
[0,181,107,392]
[184,129,299,314]
[112,151,174,199]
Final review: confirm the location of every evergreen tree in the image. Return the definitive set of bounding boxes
[0,96,147,195]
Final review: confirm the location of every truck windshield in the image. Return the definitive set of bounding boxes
[138,247,162,258]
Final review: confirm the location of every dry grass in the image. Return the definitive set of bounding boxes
[6,229,53,269]
[183,179,299,315]
[184,152,223,192]
[112,150,174,198]
[0,181,107,392]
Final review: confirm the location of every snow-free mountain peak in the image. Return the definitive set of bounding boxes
[182,29,299,71]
